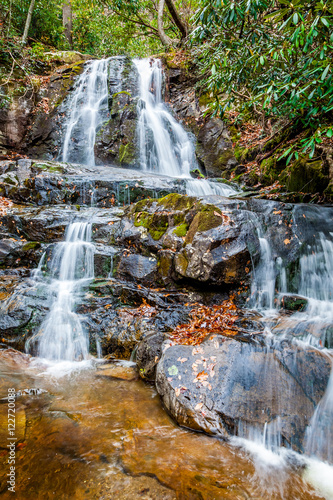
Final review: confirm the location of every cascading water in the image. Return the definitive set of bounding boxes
[134,58,194,178]
[134,58,237,198]
[27,222,94,361]
[244,204,333,466]
[61,58,110,166]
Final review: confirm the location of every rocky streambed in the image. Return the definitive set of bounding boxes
[1,158,332,467]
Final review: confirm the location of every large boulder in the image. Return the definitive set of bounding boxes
[120,193,260,288]
[155,335,331,452]
[94,57,139,166]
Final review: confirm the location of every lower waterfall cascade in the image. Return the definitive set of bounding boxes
[26,222,95,361]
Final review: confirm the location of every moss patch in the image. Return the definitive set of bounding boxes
[173,223,188,237]
[134,211,152,229]
[149,213,169,240]
[185,204,222,244]
[280,158,328,193]
[119,142,136,164]
[22,241,41,251]
[157,193,196,211]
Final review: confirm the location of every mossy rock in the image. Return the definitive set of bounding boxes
[133,210,169,240]
[158,251,174,277]
[134,211,153,229]
[234,146,256,164]
[279,158,328,194]
[22,241,41,251]
[149,212,169,240]
[32,162,64,173]
[280,295,308,312]
[324,182,333,201]
[132,198,156,214]
[44,51,91,64]
[190,168,205,179]
[174,251,189,276]
[157,193,196,211]
[173,223,188,237]
[119,142,136,164]
[185,204,222,244]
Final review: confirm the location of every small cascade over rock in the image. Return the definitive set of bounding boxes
[305,358,333,463]
[61,59,110,166]
[27,222,95,361]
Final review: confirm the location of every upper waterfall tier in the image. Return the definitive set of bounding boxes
[60,58,112,166]
[134,58,197,178]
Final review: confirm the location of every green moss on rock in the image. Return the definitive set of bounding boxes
[280,158,328,194]
[134,211,152,229]
[157,193,196,211]
[22,241,41,251]
[119,142,136,164]
[185,204,222,243]
[173,223,188,237]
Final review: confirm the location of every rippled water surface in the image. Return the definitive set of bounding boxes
[0,350,329,500]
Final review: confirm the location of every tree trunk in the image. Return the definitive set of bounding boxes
[62,0,73,48]
[165,0,187,39]
[22,0,35,44]
[158,0,173,46]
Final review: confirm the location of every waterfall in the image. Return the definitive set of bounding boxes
[61,59,110,166]
[246,205,333,463]
[134,58,238,197]
[305,359,333,463]
[134,58,194,178]
[27,222,94,361]
[250,234,276,312]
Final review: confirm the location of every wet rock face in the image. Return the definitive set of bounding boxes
[94,57,139,167]
[0,239,43,268]
[0,61,87,159]
[155,336,331,452]
[136,332,170,381]
[0,160,186,207]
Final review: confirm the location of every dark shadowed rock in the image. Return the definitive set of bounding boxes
[136,332,168,381]
[117,254,158,286]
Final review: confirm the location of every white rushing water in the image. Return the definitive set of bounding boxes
[27,222,94,361]
[246,206,333,470]
[61,58,110,166]
[134,58,237,198]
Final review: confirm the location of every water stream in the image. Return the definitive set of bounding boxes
[247,205,333,467]
[26,222,95,361]
[134,58,237,198]
[61,59,110,166]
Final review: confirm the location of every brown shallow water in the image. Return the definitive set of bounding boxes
[0,350,327,500]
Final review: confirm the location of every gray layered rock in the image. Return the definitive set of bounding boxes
[94,57,140,166]
[155,335,331,452]
[0,160,186,207]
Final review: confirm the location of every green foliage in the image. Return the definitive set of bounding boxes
[0,0,65,47]
[192,0,333,158]
[71,0,163,57]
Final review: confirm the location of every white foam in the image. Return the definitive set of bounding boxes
[303,458,333,500]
